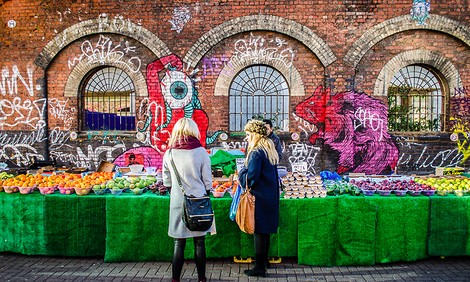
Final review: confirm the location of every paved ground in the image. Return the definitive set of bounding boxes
[1,252,470,281]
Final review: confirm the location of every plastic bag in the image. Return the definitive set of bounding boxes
[229,184,242,221]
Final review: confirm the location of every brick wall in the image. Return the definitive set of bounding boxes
[0,0,469,175]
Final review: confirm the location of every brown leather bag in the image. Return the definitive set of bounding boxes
[235,176,255,234]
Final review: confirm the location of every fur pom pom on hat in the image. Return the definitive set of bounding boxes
[244,119,268,137]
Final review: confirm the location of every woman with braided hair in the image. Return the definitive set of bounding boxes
[238,119,280,277]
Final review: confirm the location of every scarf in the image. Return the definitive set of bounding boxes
[170,135,202,150]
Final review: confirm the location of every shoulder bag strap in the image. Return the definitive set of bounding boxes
[245,174,251,193]
[169,149,209,197]
[169,149,186,195]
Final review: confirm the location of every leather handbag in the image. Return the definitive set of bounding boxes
[235,175,255,234]
[170,150,214,232]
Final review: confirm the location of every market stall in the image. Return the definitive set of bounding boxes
[1,191,469,265]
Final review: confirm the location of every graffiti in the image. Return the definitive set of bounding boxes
[354,107,385,141]
[0,144,43,166]
[293,113,318,139]
[232,33,295,68]
[201,34,295,81]
[48,127,72,150]
[410,0,431,25]
[200,55,235,80]
[56,8,71,22]
[221,141,248,150]
[113,146,163,168]
[396,137,463,170]
[0,65,35,96]
[294,86,398,174]
[453,86,470,97]
[0,128,46,147]
[51,143,127,169]
[97,13,143,35]
[449,86,470,163]
[0,97,46,129]
[169,6,191,33]
[146,54,224,155]
[288,143,321,174]
[49,98,76,130]
[68,35,142,73]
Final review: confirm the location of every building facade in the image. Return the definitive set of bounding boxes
[1,0,469,175]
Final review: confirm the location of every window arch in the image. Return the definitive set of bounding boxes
[229,65,289,132]
[80,67,136,131]
[387,65,446,132]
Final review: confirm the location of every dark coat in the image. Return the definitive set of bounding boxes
[239,148,279,234]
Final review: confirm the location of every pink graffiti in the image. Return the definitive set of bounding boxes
[294,86,398,174]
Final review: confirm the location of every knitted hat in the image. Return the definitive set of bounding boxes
[244,119,268,137]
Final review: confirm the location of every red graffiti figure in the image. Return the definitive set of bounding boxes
[146,55,221,154]
[294,86,398,174]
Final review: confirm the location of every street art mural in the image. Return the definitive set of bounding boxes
[294,86,399,174]
[410,0,431,25]
[450,87,470,163]
[144,54,223,154]
[113,146,162,168]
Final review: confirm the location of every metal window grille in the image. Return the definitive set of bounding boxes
[229,65,289,132]
[81,67,136,131]
[387,65,445,132]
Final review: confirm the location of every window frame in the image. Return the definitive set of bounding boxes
[387,64,448,133]
[228,64,290,133]
[79,66,138,133]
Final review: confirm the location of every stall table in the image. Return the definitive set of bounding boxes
[0,192,469,265]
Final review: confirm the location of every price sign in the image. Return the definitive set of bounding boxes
[236,158,245,172]
[291,162,308,173]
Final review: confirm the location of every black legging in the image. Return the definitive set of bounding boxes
[254,233,270,269]
[172,236,206,281]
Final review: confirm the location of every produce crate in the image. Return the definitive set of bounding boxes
[435,166,464,176]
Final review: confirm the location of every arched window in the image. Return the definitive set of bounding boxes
[81,67,136,131]
[229,65,289,132]
[387,65,445,132]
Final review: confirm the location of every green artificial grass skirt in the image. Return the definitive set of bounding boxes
[45,194,106,256]
[0,192,47,254]
[428,195,469,256]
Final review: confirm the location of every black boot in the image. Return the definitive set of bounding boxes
[244,234,267,277]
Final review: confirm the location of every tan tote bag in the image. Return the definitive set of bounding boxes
[235,176,255,234]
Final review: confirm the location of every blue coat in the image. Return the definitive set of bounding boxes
[239,148,279,234]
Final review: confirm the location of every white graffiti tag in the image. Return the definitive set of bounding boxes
[68,35,142,73]
[0,66,35,97]
[288,143,321,174]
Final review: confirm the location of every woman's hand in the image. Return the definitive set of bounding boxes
[159,186,169,195]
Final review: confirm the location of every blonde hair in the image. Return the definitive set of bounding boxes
[168,118,201,147]
[245,131,279,166]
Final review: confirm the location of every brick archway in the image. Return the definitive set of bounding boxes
[183,14,336,68]
[214,55,305,97]
[345,14,470,67]
[374,49,462,97]
[64,54,148,98]
[34,14,171,69]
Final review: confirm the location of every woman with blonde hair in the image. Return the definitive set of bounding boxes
[161,117,214,282]
[238,119,280,277]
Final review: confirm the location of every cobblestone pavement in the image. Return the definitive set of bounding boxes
[1,252,470,281]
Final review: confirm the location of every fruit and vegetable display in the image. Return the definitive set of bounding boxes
[414,176,470,196]
[211,180,236,197]
[0,171,163,196]
[2,169,470,198]
[349,178,435,196]
[323,180,360,196]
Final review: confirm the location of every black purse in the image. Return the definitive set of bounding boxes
[170,150,214,232]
